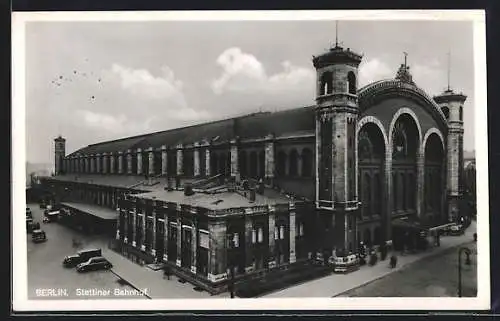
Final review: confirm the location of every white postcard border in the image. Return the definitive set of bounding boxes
[12,9,490,312]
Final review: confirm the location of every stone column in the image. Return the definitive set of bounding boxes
[265,135,275,183]
[163,214,169,262]
[103,153,108,174]
[137,148,143,175]
[230,139,239,178]
[208,220,228,282]
[118,152,124,174]
[268,205,276,269]
[194,142,201,177]
[132,208,137,247]
[244,215,254,273]
[384,146,393,243]
[127,150,132,174]
[191,219,198,274]
[109,153,115,174]
[289,202,296,263]
[140,213,146,251]
[84,156,89,173]
[96,153,101,173]
[161,145,168,176]
[416,150,425,218]
[123,207,128,243]
[90,154,95,173]
[176,213,182,267]
[152,204,157,256]
[176,145,184,176]
[148,148,155,176]
[205,147,211,177]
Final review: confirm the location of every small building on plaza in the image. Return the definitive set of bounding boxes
[39,41,468,294]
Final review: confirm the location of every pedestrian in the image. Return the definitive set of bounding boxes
[473,233,477,242]
[163,266,171,280]
[390,255,397,269]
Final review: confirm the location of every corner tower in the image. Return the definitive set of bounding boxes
[54,135,66,175]
[312,43,362,254]
[433,89,467,222]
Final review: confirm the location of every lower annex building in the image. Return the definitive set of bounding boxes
[41,42,468,293]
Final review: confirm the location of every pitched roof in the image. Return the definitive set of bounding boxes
[67,106,316,157]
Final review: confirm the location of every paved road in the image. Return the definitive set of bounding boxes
[27,203,146,300]
[339,241,478,297]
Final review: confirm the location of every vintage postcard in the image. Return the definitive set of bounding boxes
[12,10,489,312]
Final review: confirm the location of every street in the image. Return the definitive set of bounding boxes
[339,241,478,297]
[27,203,146,300]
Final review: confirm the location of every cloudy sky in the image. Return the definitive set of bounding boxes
[24,18,475,164]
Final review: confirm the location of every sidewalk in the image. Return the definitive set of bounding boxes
[264,221,477,298]
[102,248,230,299]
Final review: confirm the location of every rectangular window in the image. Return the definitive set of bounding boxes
[258,227,263,243]
[299,223,304,236]
[280,226,285,240]
[252,229,256,244]
[274,226,279,240]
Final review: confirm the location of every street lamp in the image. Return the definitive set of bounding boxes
[458,246,472,297]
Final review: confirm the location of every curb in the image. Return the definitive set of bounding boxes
[332,238,475,297]
[109,269,153,299]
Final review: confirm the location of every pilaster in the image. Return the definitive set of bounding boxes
[194,142,201,177]
[161,145,168,176]
[176,145,184,176]
[148,147,155,176]
[137,148,143,175]
[268,206,276,269]
[289,203,296,263]
[230,139,239,178]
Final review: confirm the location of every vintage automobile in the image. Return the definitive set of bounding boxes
[26,217,34,233]
[448,224,465,236]
[32,229,47,243]
[63,248,102,268]
[333,254,360,274]
[76,256,113,273]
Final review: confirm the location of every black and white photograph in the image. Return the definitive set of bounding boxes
[12,10,489,311]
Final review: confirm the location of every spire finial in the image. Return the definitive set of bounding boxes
[447,50,451,91]
[403,51,408,68]
[335,21,339,47]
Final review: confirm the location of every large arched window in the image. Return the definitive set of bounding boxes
[277,151,287,177]
[363,173,371,217]
[301,148,313,177]
[211,153,219,175]
[249,151,257,178]
[258,150,265,178]
[320,72,333,95]
[239,150,248,177]
[374,173,381,215]
[401,173,406,210]
[392,173,397,211]
[289,149,299,177]
[347,71,356,94]
[392,123,408,159]
[408,173,415,209]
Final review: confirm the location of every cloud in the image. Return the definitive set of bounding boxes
[109,64,186,104]
[358,58,393,88]
[211,47,315,97]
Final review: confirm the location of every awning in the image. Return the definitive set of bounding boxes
[393,217,453,231]
[60,202,118,220]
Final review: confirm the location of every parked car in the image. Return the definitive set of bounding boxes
[31,222,41,231]
[63,248,102,268]
[76,256,113,273]
[26,218,34,233]
[32,229,47,243]
[449,224,465,236]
